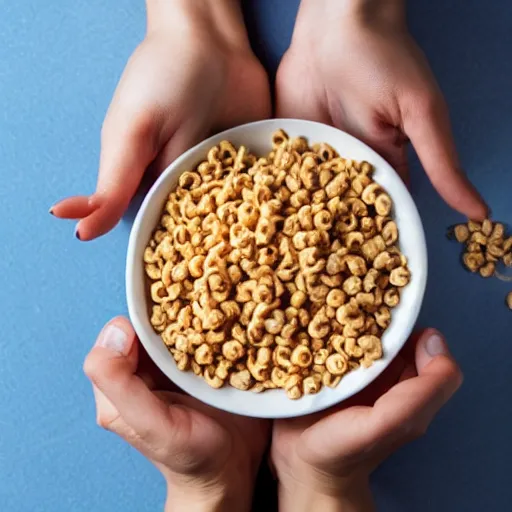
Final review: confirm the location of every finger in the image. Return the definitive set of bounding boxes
[371,329,463,440]
[402,93,488,220]
[91,385,128,435]
[53,108,162,240]
[89,325,163,437]
[137,342,178,392]
[91,384,172,448]
[302,330,462,463]
[86,111,162,240]
[398,363,417,383]
[93,354,159,426]
[83,317,185,444]
[49,195,99,220]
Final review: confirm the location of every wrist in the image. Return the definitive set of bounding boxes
[164,473,253,512]
[165,486,250,512]
[296,0,406,34]
[146,0,250,50]
[278,477,375,512]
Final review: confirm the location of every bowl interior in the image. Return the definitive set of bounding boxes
[126,119,427,418]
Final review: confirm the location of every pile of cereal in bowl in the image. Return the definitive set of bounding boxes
[144,130,410,399]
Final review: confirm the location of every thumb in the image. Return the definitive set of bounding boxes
[83,317,185,445]
[403,92,488,220]
[370,329,463,440]
[301,330,463,466]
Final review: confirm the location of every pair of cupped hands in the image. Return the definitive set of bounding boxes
[52,1,486,510]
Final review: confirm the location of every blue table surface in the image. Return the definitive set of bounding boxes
[1,1,511,511]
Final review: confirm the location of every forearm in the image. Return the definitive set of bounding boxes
[278,481,375,512]
[296,0,406,31]
[146,0,249,48]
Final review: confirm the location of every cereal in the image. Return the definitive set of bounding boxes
[145,131,410,398]
[450,218,512,309]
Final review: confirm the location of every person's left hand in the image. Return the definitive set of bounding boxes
[84,317,269,512]
[276,0,487,221]
[271,329,463,512]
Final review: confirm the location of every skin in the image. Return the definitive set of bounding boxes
[59,0,471,509]
[50,0,271,240]
[85,317,270,512]
[272,329,463,512]
[275,0,488,220]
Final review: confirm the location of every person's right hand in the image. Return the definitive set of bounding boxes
[275,0,487,220]
[51,0,270,240]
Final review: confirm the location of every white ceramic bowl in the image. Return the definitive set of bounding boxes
[126,119,427,419]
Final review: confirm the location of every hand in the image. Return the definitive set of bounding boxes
[276,0,487,220]
[51,0,271,240]
[271,329,463,512]
[84,317,270,512]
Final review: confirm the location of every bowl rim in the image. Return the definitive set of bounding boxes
[126,118,428,418]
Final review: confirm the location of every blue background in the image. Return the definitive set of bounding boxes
[1,0,511,510]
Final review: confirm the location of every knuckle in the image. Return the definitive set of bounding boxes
[101,106,156,147]
[82,353,98,382]
[96,412,116,432]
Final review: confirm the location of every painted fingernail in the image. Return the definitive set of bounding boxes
[425,331,448,357]
[75,227,81,240]
[96,324,129,355]
[49,208,55,216]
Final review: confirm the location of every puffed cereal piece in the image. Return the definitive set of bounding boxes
[322,372,341,389]
[230,369,252,391]
[325,353,348,375]
[481,219,493,237]
[374,193,392,216]
[374,306,391,329]
[344,255,367,276]
[463,252,485,272]
[303,374,322,395]
[453,224,470,243]
[389,267,411,287]
[382,221,398,246]
[290,345,313,368]
[383,288,400,307]
[479,262,495,278]
[358,335,383,368]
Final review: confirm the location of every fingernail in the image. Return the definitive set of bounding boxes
[75,227,81,240]
[96,324,129,355]
[49,207,55,216]
[425,331,448,357]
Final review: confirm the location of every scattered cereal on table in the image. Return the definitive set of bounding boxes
[449,218,512,310]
